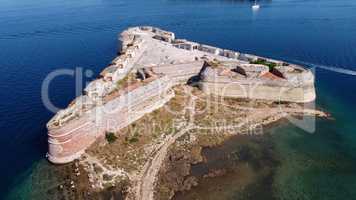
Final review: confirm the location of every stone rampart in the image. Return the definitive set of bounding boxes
[199,64,316,103]
[48,29,147,129]
[47,75,173,164]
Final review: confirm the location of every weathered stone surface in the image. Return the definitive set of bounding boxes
[199,62,316,103]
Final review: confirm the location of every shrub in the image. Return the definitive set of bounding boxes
[124,135,139,144]
[250,59,277,72]
[128,137,139,143]
[105,131,118,144]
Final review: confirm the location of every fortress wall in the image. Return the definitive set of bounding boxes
[48,31,146,129]
[102,90,174,131]
[47,76,174,164]
[151,61,204,84]
[199,67,316,103]
[197,44,220,55]
[199,81,316,103]
[143,26,305,73]
[201,67,314,87]
[138,26,175,43]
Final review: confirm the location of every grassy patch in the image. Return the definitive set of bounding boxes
[115,72,142,90]
[250,59,277,71]
[207,60,221,69]
[116,75,128,87]
[125,134,140,144]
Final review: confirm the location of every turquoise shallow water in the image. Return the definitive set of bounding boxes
[173,75,356,200]
[0,0,356,199]
[269,73,356,199]
[173,73,356,199]
[270,117,356,198]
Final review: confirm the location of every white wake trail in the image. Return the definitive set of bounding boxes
[295,60,356,76]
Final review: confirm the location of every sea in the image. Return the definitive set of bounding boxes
[0,0,356,199]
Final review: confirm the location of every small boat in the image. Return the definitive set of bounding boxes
[252,1,260,10]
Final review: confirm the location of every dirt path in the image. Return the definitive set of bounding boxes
[134,87,196,200]
[135,126,193,200]
[131,89,328,200]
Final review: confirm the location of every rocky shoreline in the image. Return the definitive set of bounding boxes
[43,85,328,200]
[42,26,329,199]
[155,126,280,200]
[49,161,127,199]
[51,124,282,200]
[155,132,230,200]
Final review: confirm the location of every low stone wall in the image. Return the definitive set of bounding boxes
[47,76,174,164]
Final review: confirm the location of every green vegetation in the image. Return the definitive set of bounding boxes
[105,131,118,144]
[250,59,277,71]
[116,75,130,89]
[207,59,221,68]
[125,130,140,144]
[115,72,143,91]
[128,137,139,143]
[125,135,139,144]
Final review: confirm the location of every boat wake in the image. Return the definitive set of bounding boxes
[294,60,356,76]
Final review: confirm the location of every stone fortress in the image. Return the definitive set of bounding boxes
[47,26,316,164]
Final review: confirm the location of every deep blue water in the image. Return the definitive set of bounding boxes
[0,0,356,199]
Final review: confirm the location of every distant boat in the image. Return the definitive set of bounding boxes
[252,1,260,10]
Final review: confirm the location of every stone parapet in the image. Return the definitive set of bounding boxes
[199,63,316,103]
